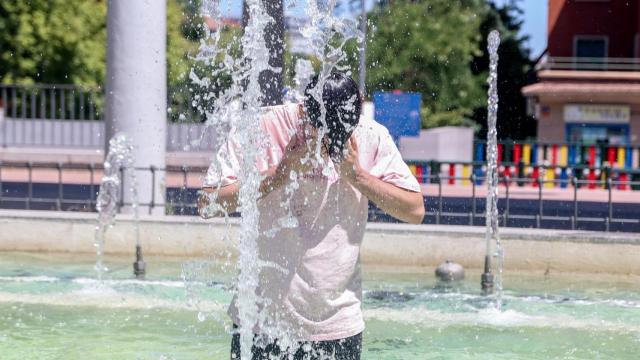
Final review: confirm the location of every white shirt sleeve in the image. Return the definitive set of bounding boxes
[368,128,421,193]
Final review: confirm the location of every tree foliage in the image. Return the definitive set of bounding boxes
[0,0,536,136]
[364,0,535,138]
[365,0,486,129]
[0,0,107,86]
[470,0,536,140]
[0,0,198,89]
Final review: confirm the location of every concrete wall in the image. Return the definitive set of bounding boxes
[399,127,474,162]
[536,102,566,143]
[0,210,638,275]
[0,118,219,152]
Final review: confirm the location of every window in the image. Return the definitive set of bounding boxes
[566,124,629,145]
[574,37,608,58]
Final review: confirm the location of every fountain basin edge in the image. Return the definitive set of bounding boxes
[0,210,637,275]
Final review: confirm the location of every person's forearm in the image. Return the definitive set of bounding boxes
[199,167,287,217]
[351,171,425,224]
[258,166,287,197]
[200,183,240,216]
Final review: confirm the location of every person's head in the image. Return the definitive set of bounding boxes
[303,72,361,162]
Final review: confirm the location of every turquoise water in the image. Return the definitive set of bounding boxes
[0,252,638,359]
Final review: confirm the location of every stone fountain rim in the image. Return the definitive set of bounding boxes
[0,209,637,246]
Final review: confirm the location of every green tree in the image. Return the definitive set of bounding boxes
[365,0,486,129]
[0,1,107,86]
[470,0,536,140]
[0,0,198,90]
[168,0,201,90]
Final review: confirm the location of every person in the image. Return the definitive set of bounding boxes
[198,72,425,360]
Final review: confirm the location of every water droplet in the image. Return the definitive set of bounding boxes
[197,312,206,322]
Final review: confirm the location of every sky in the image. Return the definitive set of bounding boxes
[494,0,547,58]
[217,0,548,59]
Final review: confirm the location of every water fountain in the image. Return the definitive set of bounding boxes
[481,30,503,304]
[94,133,144,280]
[3,4,640,359]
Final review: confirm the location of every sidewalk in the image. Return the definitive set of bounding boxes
[0,147,211,188]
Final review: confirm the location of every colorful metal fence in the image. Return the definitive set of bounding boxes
[473,142,640,170]
[407,141,640,191]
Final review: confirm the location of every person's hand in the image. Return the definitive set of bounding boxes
[197,189,214,218]
[197,191,209,210]
[274,134,317,183]
[339,137,364,183]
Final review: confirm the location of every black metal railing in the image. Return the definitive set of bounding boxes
[0,84,102,121]
[0,162,201,215]
[0,83,206,122]
[1,162,639,232]
[0,83,217,150]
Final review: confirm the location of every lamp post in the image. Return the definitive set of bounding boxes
[105,0,168,278]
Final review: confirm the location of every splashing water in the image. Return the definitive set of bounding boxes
[189,0,362,358]
[94,133,140,280]
[284,59,314,103]
[484,30,503,308]
[193,0,282,356]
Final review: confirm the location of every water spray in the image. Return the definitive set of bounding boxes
[94,134,145,280]
[481,30,502,299]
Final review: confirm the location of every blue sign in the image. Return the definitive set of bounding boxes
[373,91,421,142]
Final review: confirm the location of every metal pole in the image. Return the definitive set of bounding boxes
[0,162,3,206]
[106,0,167,216]
[56,163,63,211]
[470,173,476,226]
[437,173,442,225]
[537,175,543,228]
[89,163,95,211]
[27,162,32,210]
[504,175,510,227]
[571,176,578,230]
[607,177,612,232]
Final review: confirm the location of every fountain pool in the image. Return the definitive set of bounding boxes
[0,251,638,359]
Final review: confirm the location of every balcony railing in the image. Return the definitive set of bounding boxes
[537,57,640,72]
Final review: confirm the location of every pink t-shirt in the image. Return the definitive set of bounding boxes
[204,103,420,341]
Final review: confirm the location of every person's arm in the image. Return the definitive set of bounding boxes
[198,134,314,218]
[198,183,239,216]
[198,166,284,216]
[339,137,425,224]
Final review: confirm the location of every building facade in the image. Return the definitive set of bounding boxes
[523,0,640,145]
